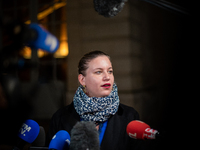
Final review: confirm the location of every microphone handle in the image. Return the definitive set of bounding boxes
[12,138,27,150]
[12,147,20,150]
[155,131,165,139]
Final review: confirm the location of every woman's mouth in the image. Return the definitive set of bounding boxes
[101,83,111,89]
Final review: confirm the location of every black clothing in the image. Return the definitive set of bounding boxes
[47,102,144,150]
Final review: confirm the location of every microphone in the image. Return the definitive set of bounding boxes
[126,120,160,140]
[25,23,59,53]
[13,119,40,150]
[32,126,46,147]
[93,0,128,17]
[49,130,70,150]
[70,121,99,150]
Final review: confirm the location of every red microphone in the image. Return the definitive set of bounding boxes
[126,120,159,140]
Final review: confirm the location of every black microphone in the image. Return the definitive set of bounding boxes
[29,126,49,150]
[70,121,100,150]
[93,0,128,17]
[32,126,46,147]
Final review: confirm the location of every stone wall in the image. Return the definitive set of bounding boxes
[66,0,192,129]
[66,0,144,108]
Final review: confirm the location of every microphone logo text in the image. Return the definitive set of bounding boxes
[128,133,137,139]
[19,123,32,136]
[45,34,58,51]
[144,128,158,139]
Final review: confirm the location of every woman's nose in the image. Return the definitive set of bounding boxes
[103,72,110,80]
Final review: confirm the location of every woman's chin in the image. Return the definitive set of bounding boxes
[88,89,112,98]
[100,91,112,97]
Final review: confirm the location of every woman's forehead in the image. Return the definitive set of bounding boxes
[88,56,112,69]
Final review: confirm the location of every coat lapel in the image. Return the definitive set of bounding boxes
[100,105,124,150]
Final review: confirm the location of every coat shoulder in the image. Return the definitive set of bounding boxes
[51,103,74,118]
[118,103,140,120]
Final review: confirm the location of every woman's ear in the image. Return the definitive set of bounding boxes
[78,74,85,86]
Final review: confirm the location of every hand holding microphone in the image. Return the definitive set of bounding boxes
[126,120,161,140]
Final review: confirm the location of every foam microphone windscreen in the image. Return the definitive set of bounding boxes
[70,121,100,150]
[93,0,128,17]
[126,120,150,140]
[18,119,40,143]
[32,126,46,147]
[49,130,70,150]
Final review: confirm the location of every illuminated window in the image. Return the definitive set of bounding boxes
[21,0,68,59]
[1,0,68,82]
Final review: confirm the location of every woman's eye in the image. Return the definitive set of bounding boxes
[95,71,102,74]
[108,70,113,74]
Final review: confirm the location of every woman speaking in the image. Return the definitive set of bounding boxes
[47,50,144,150]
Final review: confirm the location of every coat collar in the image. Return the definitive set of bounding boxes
[61,102,125,148]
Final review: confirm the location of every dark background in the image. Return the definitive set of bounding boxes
[0,0,196,149]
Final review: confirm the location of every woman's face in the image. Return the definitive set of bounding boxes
[78,55,114,97]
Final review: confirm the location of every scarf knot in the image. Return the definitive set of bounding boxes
[73,83,119,122]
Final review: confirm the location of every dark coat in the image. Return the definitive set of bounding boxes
[46,102,145,150]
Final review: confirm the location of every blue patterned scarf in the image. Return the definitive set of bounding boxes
[73,83,120,122]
